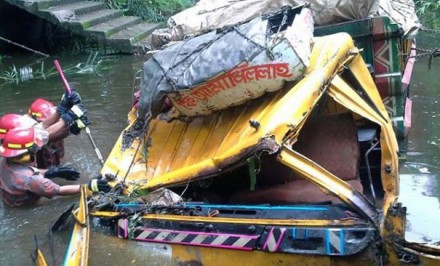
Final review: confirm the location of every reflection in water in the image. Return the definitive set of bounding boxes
[89,227,179,266]
[399,174,440,243]
[400,31,440,244]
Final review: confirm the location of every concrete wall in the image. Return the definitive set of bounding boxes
[0,1,48,53]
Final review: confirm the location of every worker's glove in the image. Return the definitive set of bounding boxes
[60,104,91,135]
[69,115,91,135]
[92,173,117,182]
[61,104,87,126]
[87,179,111,193]
[57,90,82,114]
[44,166,80,181]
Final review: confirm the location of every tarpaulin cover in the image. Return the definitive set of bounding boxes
[378,0,420,37]
[159,0,418,42]
[138,6,313,117]
[168,0,377,36]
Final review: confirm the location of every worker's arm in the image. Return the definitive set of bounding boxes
[42,89,83,139]
[58,185,81,195]
[45,120,69,142]
[38,110,69,142]
[41,111,61,129]
[59,180,111,195]
[29,174,109,198]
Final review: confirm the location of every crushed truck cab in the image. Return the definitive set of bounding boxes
[95,29,439,265]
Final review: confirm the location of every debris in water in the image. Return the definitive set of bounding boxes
[419,167,430,174]
[423,236,432,242]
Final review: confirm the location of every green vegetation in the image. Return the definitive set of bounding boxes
[416,0,440,28]
[416,0,440,13]
[99,0,195,23]
[98,0,439,28]
[0,52,102,84]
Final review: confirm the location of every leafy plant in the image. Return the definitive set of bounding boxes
[75,51,102,74]
[0,52,103,85]
[416,0,440,14]
[416,0,440,28]
[97,0,195,23]
[0,65,19,83]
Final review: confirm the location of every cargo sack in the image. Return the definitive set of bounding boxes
[166,0,378,41]
[138,5,313,118]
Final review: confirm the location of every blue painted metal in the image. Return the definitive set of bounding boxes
[120,213,376,256]
[183,203,329,211]
[340,229,345,255]
[115,203,329,211]
[326,229,331,255]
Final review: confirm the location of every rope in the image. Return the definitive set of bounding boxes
[407,48,440,70]
[420,26,440,33]
[0,35,49,57]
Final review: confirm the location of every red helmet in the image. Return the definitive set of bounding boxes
[29,98,56,122]
[0,127,47,158]
[0,113,36,140]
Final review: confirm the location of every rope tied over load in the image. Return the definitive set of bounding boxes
[420,26,440,34]
[407,47,440,70]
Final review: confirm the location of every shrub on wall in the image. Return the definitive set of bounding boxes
[99,0,195,23]
[416,0,440,28]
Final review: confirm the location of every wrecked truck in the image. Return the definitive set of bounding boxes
[63,2,440,266]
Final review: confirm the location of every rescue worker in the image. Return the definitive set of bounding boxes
[0,113,37,140]
[28,90,87,139]
[27,98,66,168]
[0,90,90,168]
[0,127,111,207]
[28,98,56,123]
[55,90,91,136]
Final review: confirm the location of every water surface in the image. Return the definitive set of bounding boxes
[0,54,147,265]
[399,31,440,244]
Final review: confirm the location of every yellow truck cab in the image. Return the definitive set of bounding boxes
[64,3,440,266]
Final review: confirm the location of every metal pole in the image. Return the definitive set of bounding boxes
[53,60,104,166]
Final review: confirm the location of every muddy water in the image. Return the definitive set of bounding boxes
[0,54,155,265]
[399,31,440,244]
[0,31,439,265]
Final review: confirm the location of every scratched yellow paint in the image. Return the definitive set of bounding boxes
[64,186,90,266]
[171,244,377,266]
[102,33,363,192]
[100,31,400,220]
